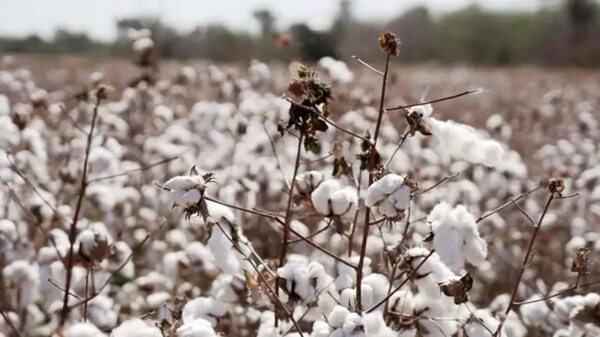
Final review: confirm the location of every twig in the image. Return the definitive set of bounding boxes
[476,184,542,223]
[386,89,481,111]
[383,126,413,170]
[87,156,179,184]
[262,122,290,191]
[413,173,460,197]
[283,97,372,144]
[48,278,82,300]
[69,231,154,310]
[59,94,103,327]
[0,309,23,337]
[514,278,600,306]
[279,134,303,267]
[510,200,535,227]
[492,193,555,336]
[357,53,391,311]
[287,219,331,244]
[351,56,384,76]
[204,196,356,268]
[367,249,435,313]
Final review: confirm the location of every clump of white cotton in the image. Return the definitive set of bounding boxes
[365,174,411,220]
[65,322,106,337]
[410,104,505,167]
[428,202,488,271]
[111,318,162,337]
[163,175,207,208]
[295,171,324,195]
[311,180,358,218]
[317,57,354,84]
[277,260,333,304]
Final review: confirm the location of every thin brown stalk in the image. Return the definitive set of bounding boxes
[412,173,460,197]
[386,89,481,111]
[283,97,372,143]
[351,56,384,76]
[279,134,303,267]
[492,193,555,336]
[88,155,179,184]
[262,122,291,190]
[0,309,23,337]
[357,53,391,311]
[204,196,356,268]
[514,278,600,306]
[476,184,542,223]
[59,95,103,327]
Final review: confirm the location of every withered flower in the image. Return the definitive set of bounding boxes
[378,32,401,56]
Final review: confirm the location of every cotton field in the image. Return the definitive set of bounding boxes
[1,31,600,337]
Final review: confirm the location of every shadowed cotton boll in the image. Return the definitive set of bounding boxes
[311,180,358,218]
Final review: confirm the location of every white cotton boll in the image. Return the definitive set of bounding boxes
[133,37,154,53]
[111,319,162,337]
[296,171,324,194]
[317,57,354,84]
[182,297,227,327]
[339,288,357,309]
[330,187,358,216]
[520,295,550,327]
[205,200,236,224]
[182,189,202,206]
[342,313,363,335]
[3,260,39,306]
[311,180,341,215]
[426,117,505,167]
[177,318,218,337]
[389,290,415,316]
[207,226,239,275]
[164,175,205,191]
[565,236,587,256]
[312,320,331,337]
[362,273,389,305]
[328,305,351,328]
[248,60,271,83]
[153,104,174,121]
[65,322,106,337]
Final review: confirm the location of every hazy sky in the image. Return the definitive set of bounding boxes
[0,0,546,41]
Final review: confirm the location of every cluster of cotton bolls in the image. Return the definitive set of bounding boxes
[1,40,600,337]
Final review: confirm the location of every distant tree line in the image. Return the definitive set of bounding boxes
[1,0,598,67]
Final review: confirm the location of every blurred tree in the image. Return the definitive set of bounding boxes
[566,0,596,40]
[254,9,276,37]
[290,24,337,62]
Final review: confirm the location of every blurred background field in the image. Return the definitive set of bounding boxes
[1,0,600,67]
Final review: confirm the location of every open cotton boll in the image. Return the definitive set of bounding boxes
[328,305,351,328]
[3,260,40,306]
[65,322,106,337]
[296,171,324,194]
[366,174,410,219]
[426,117,505,167]
[317,57,354,84]
[110,318,162,337]
[428,202,488,271]
[177,318,219,337]
[182,297,227,327]
[311,180,357,217]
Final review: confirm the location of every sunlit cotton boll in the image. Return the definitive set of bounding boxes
[428,202,488,271]
[311,180,358,217]
[64,322,106,337]
[365,174,411,220]
[317,57,354,84]
[111,318,163,337]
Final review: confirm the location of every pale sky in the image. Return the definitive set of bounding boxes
[0,0,548,41]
